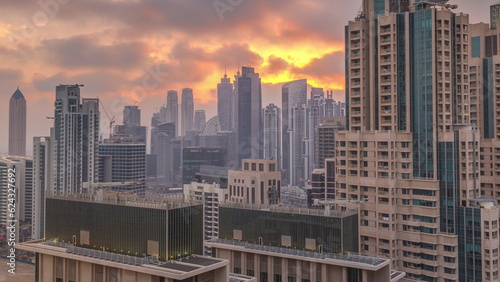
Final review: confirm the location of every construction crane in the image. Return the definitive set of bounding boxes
[99,99,115,139]
[313,199,366,216]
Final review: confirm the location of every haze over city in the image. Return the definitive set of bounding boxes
[0,0,490,155]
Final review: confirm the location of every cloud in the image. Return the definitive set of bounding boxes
[40,35,150,69]
[32,71,128,95]
[0,68,23,89]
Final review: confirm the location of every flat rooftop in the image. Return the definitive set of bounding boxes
[207,238,389,271]
[219,202,358,218]
[47,194,200,210]
[17,240,228,281]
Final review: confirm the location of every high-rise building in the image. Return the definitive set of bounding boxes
[491,2,500,29]
[99,138,146,195]
[114,105,147,143]
[0,156,33,243]
[32,136,53,239]
[9,87,27,156]
[315,116,346,169]
[181,88,194,136]
[217,72,234,131]
[166,90,179,136]
[194,110,206,131]
[183,181,228,256]
[228,159,281,205]
[338,1,495,281]
[262,104,281,168]
[182,147,227,184]
[52,85,99,195]
[123,105,140,126]
[282,79,307,186]
[237,67,262,162]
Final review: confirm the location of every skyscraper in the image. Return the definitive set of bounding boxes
[123,105,140,126]
[181,88,194,136]
[115,105,147,142]
[217,72,234,131]
[52,85,99,195]
[0,156,33,243]
[282,79,307,186]
[236,66,262,162]
[194,110,206,131]
[99,138,146,195]
[491,2,500,29]
[32,136,53,239]
[337,1,495,281]
[182,147,227,184]
[9,87,27,156]
[166,90,179,136]
[262,103,281,168]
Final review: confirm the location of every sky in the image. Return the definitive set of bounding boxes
[0,0,492,155]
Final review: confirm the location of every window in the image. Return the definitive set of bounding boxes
[444,256,455,263]
[444,268,455,274]
[444,246,455,252]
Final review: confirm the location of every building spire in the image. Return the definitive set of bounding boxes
[224,64,227,78]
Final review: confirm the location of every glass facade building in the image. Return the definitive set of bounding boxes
[182,147,227,184]
[218,205,358,254]
[45,197,203,261]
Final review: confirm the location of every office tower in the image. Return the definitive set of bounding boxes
[316,116,346,169]
[0,156,33,243]
[228,159,281,205]
[154,122,176,186]
[207,203,405,281]
[9,87,27,156]
[196,131,239,169]
[182,147,227,184]
[166,90,179,136]
[115,105,147,143]
[181,88,194,136]
[236,67,262,162]
[32,136,53,239]
[262,104,281,168]
[52,85,99,195]
[338,1,499,281]
[282,79,307,186]
[492,2,500,29]
[123,105,140,126]
[194,110,206,131]
[217,72,234,131]
[99,138,146,195]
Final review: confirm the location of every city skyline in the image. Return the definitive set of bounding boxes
[0,0,490,155]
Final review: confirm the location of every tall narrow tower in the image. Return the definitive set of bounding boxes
[217,71,234,131]
[166,90,179,136]
[9,87,27,156]
[52,85,99,195]
[181,88,194,136]
[236,66,262,162]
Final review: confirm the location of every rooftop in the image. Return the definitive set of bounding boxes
[18,240,231,281]
[47,193,200,210]
[208,238,389,271]
[219,202,358,218]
